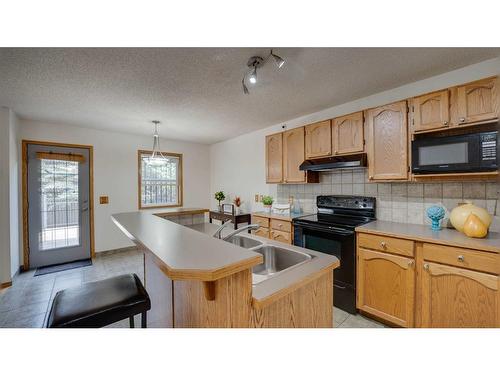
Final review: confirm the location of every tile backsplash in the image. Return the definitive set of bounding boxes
[277,169,500,233]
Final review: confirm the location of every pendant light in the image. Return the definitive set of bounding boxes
[147,120,166,165]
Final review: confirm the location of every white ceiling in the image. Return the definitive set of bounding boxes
[1,48,499,144]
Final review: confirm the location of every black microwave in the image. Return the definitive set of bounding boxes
[412,130,498,174]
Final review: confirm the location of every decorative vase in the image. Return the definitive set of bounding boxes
[426,205,445,231]
[449,203,492,233]
[235,206,241,215]
[264,205,272,213]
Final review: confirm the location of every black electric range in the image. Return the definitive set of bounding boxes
[293,195,376,314]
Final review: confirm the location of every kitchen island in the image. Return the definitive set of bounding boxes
[112,212,339,328]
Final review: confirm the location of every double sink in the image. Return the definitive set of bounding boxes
[224,235,313,284]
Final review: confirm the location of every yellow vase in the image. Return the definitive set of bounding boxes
[449,203,492,233]
[463,213,489,238]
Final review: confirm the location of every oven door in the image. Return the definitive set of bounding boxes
[294,221,357,313]
[412,133,480,174]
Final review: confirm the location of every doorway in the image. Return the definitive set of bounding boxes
[22,140,94,269]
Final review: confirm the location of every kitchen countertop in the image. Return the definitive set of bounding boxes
[187,222,340,307]
[251,211,313,222]
[356,221,500,254]
[154,207,209,217]
[111,212,261,281]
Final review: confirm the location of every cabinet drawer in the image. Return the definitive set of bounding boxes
[358,233,414,257]
[270,219,292,233]
[254,227,270,239]
[423,243,499,275]
[270,229,291,244]
[252,216,269,228]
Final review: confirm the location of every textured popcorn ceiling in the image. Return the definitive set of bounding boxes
[1,48,499,144]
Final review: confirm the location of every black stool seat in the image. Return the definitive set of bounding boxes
[46,273,151,328]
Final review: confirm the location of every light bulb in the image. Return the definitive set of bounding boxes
[249,67,257,84]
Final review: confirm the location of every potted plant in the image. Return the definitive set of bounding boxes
[214,191,226,211]
[233,196,242,215]
[262,195,273,213]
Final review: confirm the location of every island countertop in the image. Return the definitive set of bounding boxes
[187,222,340,308]
[112,212,262,281]
[356,220,500,254]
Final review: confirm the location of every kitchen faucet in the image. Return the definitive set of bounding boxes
[212,220,234,239]
[221,224,260,241]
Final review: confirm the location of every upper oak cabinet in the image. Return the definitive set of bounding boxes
[283,127,306,183]
[451,76,499,126]
[265,132,283,183]
[305,120,332,159]
[366,101,408,181]
[412,90,450,132]
[332,111,364,155]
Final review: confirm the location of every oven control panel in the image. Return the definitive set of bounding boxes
[317,195,376,210]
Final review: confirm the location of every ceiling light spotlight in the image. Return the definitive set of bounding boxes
[270,49,285,69]
[248,67,257,84]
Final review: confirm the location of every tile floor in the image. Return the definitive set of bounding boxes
[1,248,385,328]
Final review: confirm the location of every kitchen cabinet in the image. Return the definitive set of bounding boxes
[366,101,408,181]
[411,90,450,133]
[451,76,499,126]
[357,248,415,327]
[305,120,332,159]
[251,214,293,244]
[265,132,283,183]
[283,127,306,183]
[332,112,364,154]
[421,262,499,328]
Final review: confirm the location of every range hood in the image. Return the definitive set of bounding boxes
[299,153,367,172]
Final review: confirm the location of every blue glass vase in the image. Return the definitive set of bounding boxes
[426,205,445,231]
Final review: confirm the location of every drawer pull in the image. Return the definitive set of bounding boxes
[380,241,387,248]
[423,263,429,271]
[457,255,465,262]
[278,224,282,227]
[408,260,414,267]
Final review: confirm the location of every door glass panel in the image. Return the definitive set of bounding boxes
[39,159,80,250]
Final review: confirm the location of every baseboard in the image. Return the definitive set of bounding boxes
[95,246,138,257]
[0,281,13,290]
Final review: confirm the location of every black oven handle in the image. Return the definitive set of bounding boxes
[293,221,355,236]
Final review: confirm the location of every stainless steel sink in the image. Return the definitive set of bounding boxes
[224,235,263,249]
[252,245,312,283]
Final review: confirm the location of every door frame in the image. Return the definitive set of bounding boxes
[22,139,95,270]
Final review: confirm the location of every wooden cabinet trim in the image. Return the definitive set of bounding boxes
[455,76,498,125]
[265,132,283,183]
[423,262,498,290]
[305,120,332,159]
[270,218,292,233]
[252,215,270,228]
[412,90,450,133]
[283,127,306,183]
[270,229,291,244]
[358,233,414,257]
[332,112,364,155]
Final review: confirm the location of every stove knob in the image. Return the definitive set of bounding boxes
[362,203,367,208]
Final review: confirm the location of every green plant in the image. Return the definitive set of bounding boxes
[262,195,274,206]
[214,191,226,203]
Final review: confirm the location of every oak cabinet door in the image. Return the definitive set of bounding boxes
[453,76,499,125]
[366,101,408,181]
[332,112,364,154]
[305,120,332,159]
[357,248,415,327]
[265,133,283,183]
[283,127,306,183]
[421,262,499,328]
[412,90,449,132]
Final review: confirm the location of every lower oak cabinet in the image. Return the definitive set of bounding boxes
[420,262,499,328]
[356,233,500,328]
[357,248,415,327]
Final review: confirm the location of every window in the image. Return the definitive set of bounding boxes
[138,150,183,209]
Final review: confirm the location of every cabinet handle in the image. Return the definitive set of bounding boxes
[459,117,466,123]
[335,151,339,155]
[380,241,387,248]
[423,263,429,271]
[369,175,373,180]
[443,121,448,125]
[457,255,465,262]
[278,224,283,227]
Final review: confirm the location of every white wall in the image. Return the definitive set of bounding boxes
[0,108,12,284]
[210,57,500,211]
[9,111,20,277]
[20,120,211,253]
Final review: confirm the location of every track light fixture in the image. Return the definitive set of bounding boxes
[241,49,285,95]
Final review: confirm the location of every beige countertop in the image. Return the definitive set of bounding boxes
[251,211,313,222]
[356,221,500,254]
[112,212,262,281]
[187,222,340,307]
[154,207,209,217]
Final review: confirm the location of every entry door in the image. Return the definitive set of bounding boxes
[27,144,91,268]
